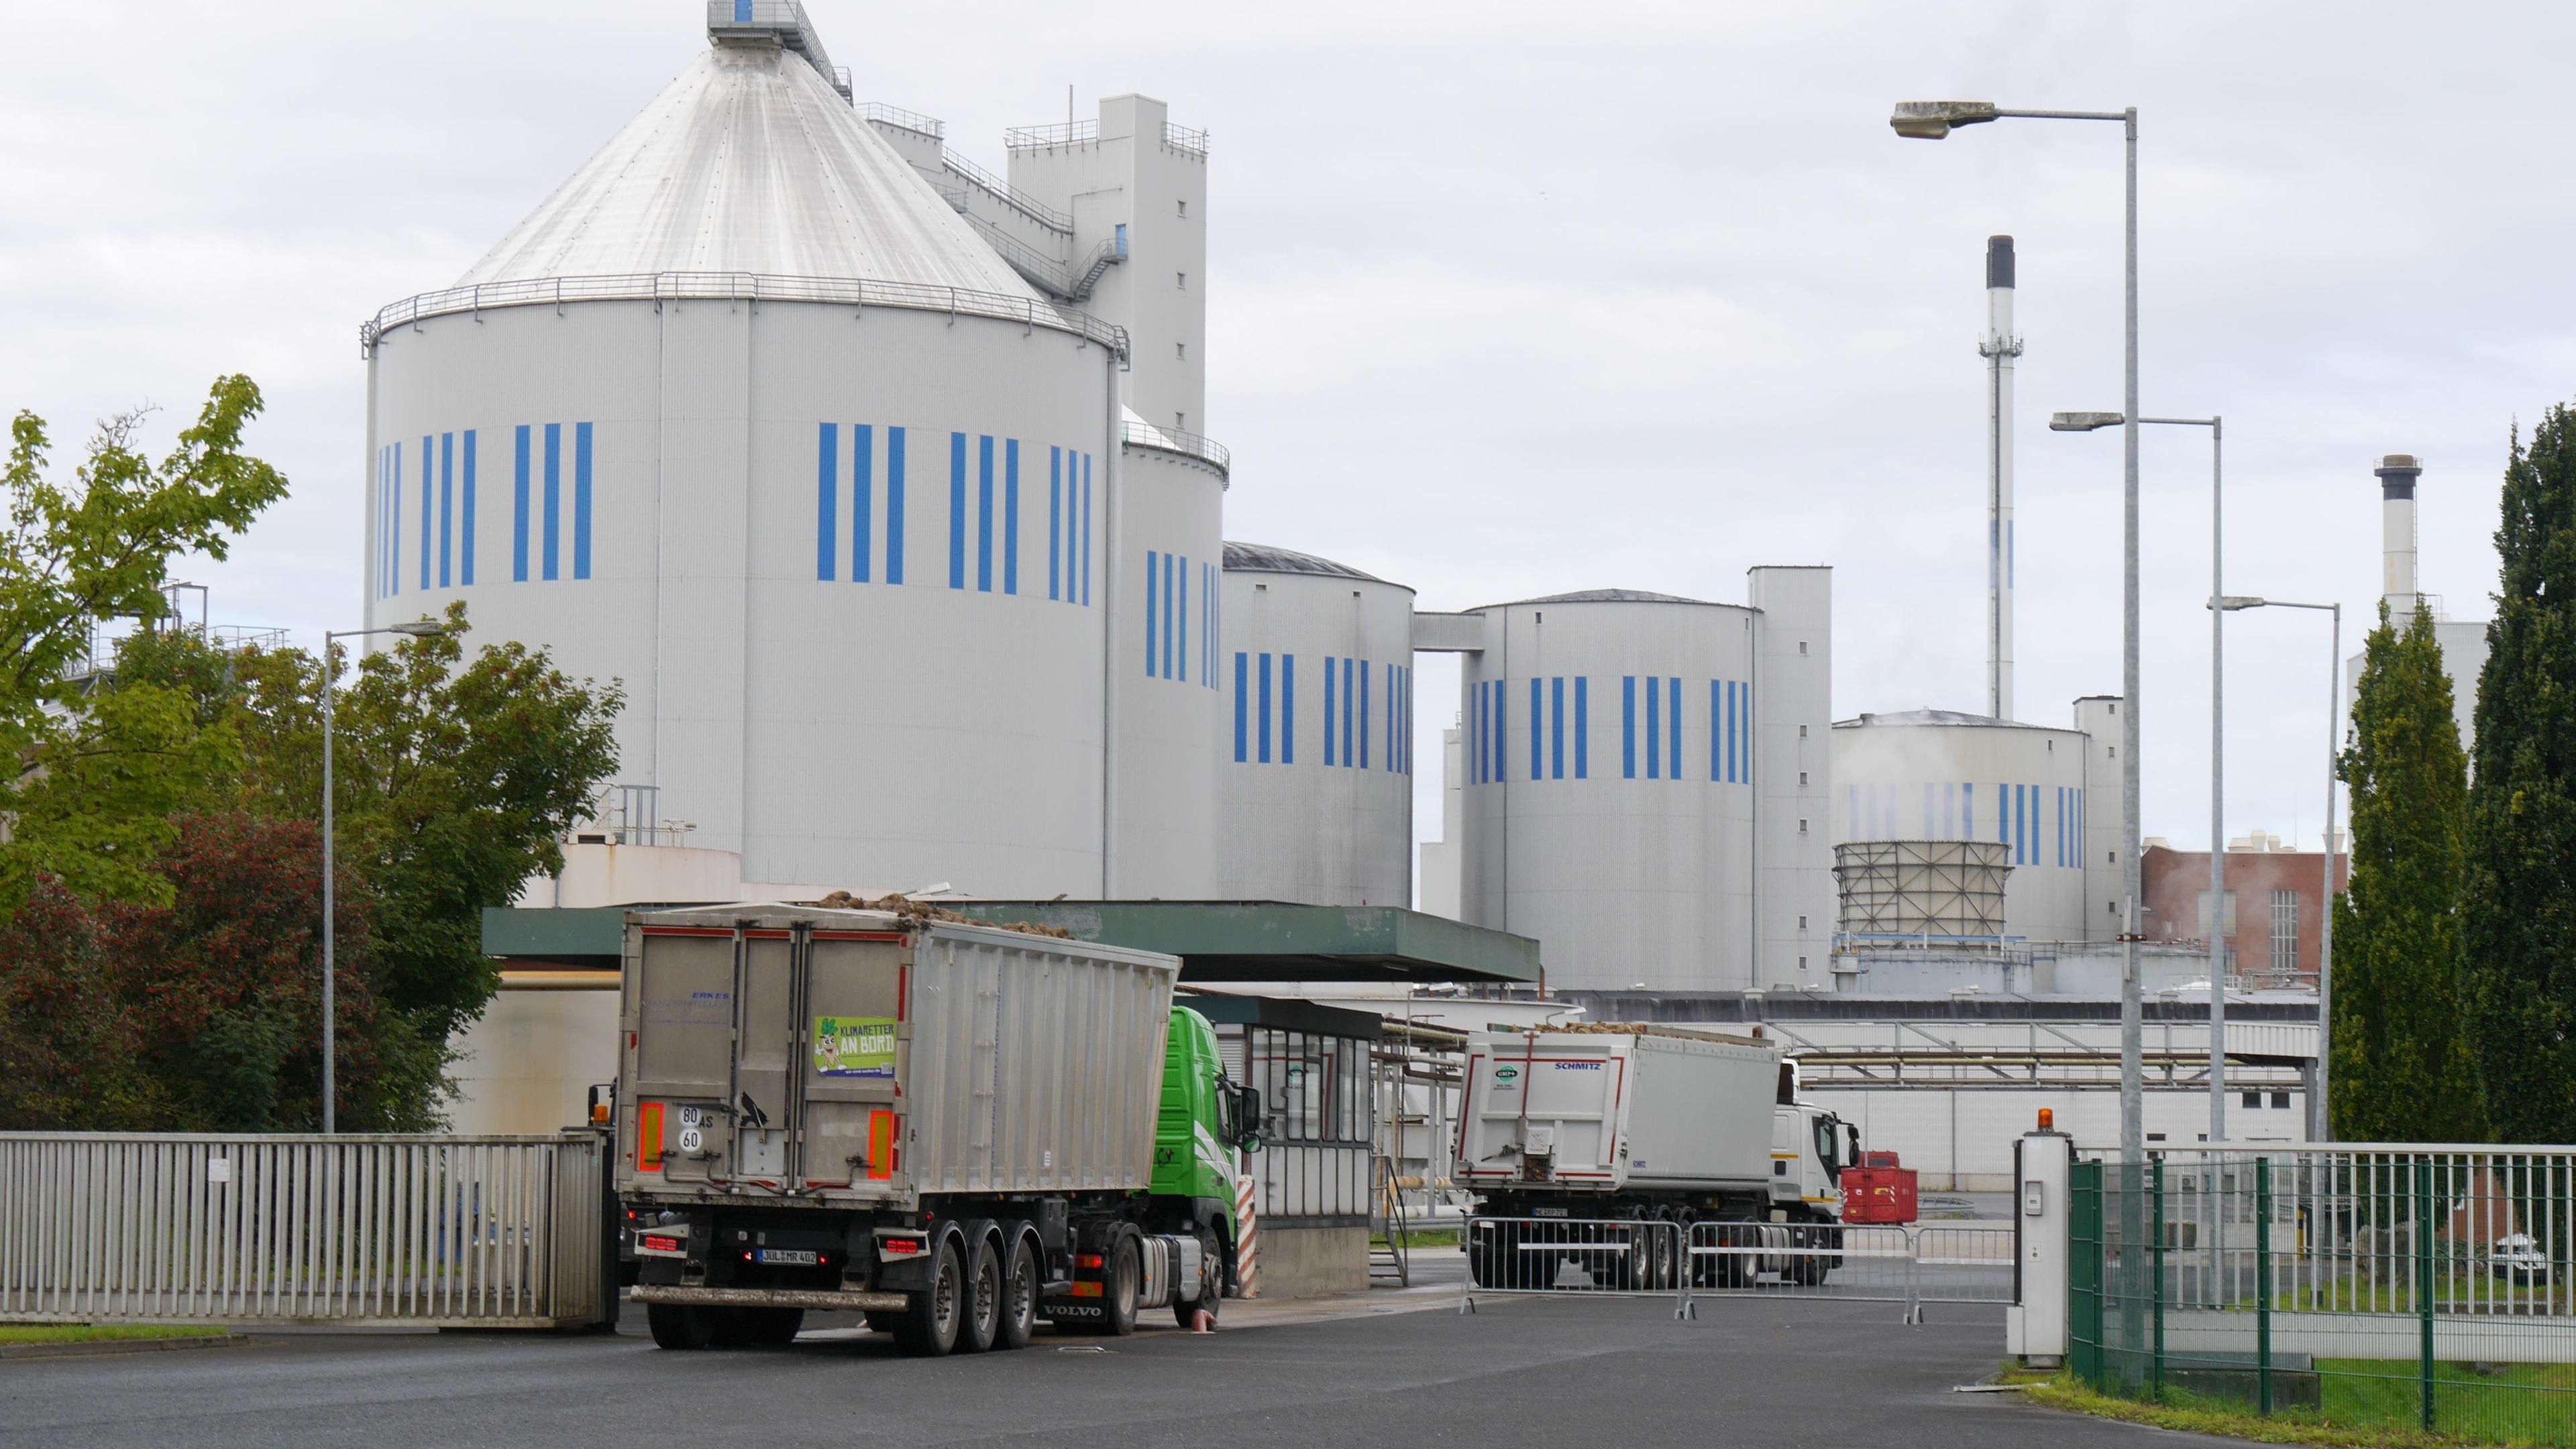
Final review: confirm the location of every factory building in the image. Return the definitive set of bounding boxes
[1414,570,1835,993]
[1216,543,1417,907]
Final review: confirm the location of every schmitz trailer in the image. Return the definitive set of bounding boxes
[616,904,1258,1355]
[1454,1026,1860,1287]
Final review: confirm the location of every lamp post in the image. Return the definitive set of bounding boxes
[1894,99,2146,1173]
[2055,410,2224,1146]
[2218,596,2342,1141]
[320,619,445,1133]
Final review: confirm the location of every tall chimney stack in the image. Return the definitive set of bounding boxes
[2375,453,2422,616]
[1980,236,2022,720]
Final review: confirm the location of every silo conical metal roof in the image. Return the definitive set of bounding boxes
[457,33,1040,299]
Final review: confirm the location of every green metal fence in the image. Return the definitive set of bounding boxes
[2068,1146,2575,1446]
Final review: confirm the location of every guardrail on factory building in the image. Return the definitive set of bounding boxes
[0,1133,616,1330]
[1461,1216,2016,1324]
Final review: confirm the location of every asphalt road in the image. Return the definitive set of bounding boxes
[0,1295,2226,1449]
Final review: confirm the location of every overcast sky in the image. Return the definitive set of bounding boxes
[7,1,2569,862]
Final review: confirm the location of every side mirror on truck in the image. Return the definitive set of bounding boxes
[1235,1086,1263,1148]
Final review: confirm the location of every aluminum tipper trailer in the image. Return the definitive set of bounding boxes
[1456,1027,1860,1287]
[617,904,1257,1355]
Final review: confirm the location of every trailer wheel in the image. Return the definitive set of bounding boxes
[998,1230,1040,1350]
[1101,1233,1140,1336]
[892,1236,964,1357]
[959,1225,1004,1354]
[646,1303,713,1350]
[1467,1221,1514,1288]
[746,1307,804,1346]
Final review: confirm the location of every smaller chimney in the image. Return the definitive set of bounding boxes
[2375,453,2422,613]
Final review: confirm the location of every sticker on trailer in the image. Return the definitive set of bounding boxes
[1551,1062,1603,1071]
[679,1126,704,1153]
[814,1016,898,1078]
[1492,1067,1521,1089]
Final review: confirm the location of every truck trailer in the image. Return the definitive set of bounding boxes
[615,904,1257,1354]
[1454,1026,1860,1287]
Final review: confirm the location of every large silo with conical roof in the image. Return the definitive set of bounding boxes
[359,4,1196,898]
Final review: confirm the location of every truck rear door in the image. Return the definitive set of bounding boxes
[800,929,908,1193]
[628,926,739,1187]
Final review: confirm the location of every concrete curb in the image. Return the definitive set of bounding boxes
[0,1334,238,1362]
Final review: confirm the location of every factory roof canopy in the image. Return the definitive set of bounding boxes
[1222,541,1387,583]
[482,900,1540,987]
[1493,588,1715,607]
[455,20,1040,297]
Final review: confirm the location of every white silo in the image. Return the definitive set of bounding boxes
[1438,570,1834,992]
[360,5,1188,898]
[1829,708,2100,944]
[1216,543,1417,906]
[1110,413,1227,896]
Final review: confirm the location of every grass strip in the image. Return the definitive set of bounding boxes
[0,1325,229,1346]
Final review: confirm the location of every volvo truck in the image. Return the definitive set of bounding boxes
[1454,1026,1860,1287]
[616,904,1258,1355]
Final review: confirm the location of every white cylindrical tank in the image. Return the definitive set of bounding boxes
[1110,416,1227,897]
[1829,709,2091,943]
[1216,543,1415,906]
[362,21,1144,898]
[1457,591,1764,991]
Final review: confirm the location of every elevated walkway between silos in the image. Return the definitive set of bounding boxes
[861,107,1127,303]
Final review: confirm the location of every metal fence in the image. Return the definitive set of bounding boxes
[0,1134,612,1330]
[2070,1145,2576,1448]
[1461,1216,2014,1322]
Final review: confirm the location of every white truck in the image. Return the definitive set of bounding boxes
[1454,1026,1860,1287]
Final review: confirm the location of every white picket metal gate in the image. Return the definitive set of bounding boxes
[0,1133,610,1330]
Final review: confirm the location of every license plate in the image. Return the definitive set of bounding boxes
[1531,1206,1568,1218]
[755,1248,820,1265]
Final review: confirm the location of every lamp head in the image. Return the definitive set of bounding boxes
[1890,101,1999,140]
[2215,596,2266,612]
[2050,411,2126,433]
[386,619,447,639]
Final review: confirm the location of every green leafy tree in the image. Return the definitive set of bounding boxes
[117,600,623,1049]
[0,378,285,918]
[2464,406,2576,1144]
[2332,603,2489,1142]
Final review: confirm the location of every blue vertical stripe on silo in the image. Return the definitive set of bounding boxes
[1943,782,1955,840]
[573,422,592,580]
[1258,653,1273,763]
[1622,677,1637,779]
[733,0,751,19]
[541,423,561,582]
[1360,659,1371,769]
[1344,659,1356,769]
[511,427,528,582]
[1403,665,1413,773]
[1281,653,1294,763]
[1163,553,1176,678]
[976,435,994,592]
[1047,447,1061,600]
[460,431,476,586]
[1710,680,1722,782]
[1963,782,1975,839]
[437,432,453,589]
[1326,657,1338,767]
[1144,551,1159,677]
[1178,556,1188,682]
[1003,439,1019,594]
[1743,683,1753,780]
[887,427,906,585]
[419,434,433,589]
[853,425,873,583]
[817,424,838,581]
[1668,677,1681,780]
[1080,453,1091,605]
[1574,677,1589,777]
[1552,678,1566,780]
[1234,653,1248,761]
[947,433,966,589]
[1650,676,1667,779]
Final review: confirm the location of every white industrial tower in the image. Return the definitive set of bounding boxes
[1982,236,2021,721]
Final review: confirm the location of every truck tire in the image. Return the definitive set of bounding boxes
[747,1307,805,1346]
[959,1225,1004,1354]
[646,1303,714,1350]
[998,1230,1040,1350]
[892,1236,964,1357]
[1101,1233,1140,1337]
[1467,1221,1514,1288]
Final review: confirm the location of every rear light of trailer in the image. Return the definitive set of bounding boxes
[1075,1254,1103,1269]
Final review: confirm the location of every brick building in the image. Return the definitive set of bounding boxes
[2140,835,2349,988]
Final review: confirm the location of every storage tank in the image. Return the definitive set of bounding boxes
[1111,414,1226,896]
[1216,542,1415,905]
[1829,708,2094,943]
[360,6,1181,898]
[1446,572,1833,992]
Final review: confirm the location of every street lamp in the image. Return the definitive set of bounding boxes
[1894,99,2143,1167]
[2218,595,2342,1142]
[319,618,447,1133]
[2055,410,2225,1148]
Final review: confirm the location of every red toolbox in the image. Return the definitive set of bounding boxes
[1839,1157,1920,1225]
